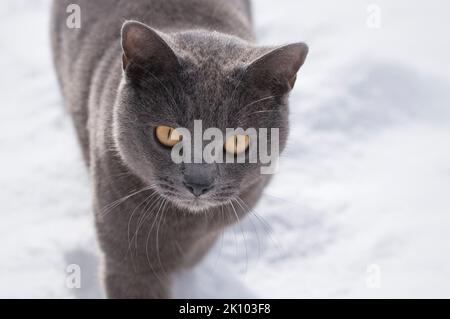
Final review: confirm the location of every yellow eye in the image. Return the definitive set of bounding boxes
[224,134,250,155]
[155,125,182,147]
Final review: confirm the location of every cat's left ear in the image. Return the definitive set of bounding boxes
[246,43,308,94]
[121,20,180,75]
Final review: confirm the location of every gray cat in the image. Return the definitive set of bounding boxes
[51,0,308,298]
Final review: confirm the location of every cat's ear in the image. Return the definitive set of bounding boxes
[121,21,180,74]
[246,43,308,94]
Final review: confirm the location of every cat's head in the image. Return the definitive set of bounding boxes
[113,21,308,212]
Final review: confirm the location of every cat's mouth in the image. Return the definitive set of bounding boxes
[160,192,220,212]
[156,183,232,212]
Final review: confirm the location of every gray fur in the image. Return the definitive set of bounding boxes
[51,0,307,298]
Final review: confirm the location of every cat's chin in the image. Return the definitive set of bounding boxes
[177,199,219,213]
[161,194,221,213]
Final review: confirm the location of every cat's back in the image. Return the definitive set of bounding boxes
[51,0,252,68]
[51,0,253,109]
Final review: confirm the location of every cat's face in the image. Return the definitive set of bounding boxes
[113,21,307,212]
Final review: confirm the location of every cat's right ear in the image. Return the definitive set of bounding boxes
[245,43,308,94]
[121,21,180,75]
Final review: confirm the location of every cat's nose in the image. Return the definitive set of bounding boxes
[183,181,214,197]
[182,164,216,197]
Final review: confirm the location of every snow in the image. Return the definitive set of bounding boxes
[1,0,449,298]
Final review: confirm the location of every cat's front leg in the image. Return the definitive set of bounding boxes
[103,259,171,299]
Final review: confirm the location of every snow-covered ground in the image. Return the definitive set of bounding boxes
[1,0,450,298]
